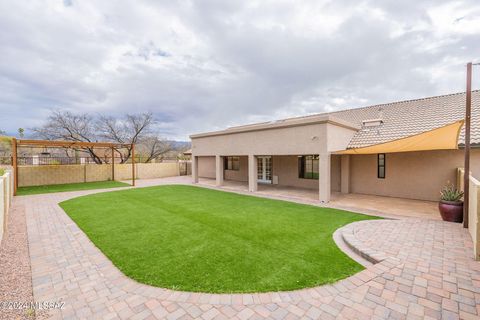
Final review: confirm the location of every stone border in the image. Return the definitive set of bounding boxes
[341,221,391,264]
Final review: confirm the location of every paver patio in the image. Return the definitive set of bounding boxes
[197,178,439,220]
[13,177,480,319]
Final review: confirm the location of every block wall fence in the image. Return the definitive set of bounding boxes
[0,169,14,242]
[457,168,480,260]
[17,162,180,187]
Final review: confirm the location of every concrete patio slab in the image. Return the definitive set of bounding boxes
[196,177,439,220]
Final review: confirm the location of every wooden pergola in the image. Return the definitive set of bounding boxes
[11,138,136,195]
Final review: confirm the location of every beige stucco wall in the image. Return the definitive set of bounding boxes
[272,155,317,189]
[198,156,249,181]
[191,117,356,202]
[331,155,341,192]
[457,167,480,260]
[192,123,328,156]
[326,124,358,152]
[198,156,216,179]
[468,175,480,260]
[192,119,357,157]
[271,155,340,191]
[0,170,13,243]
[349,149,480,201]
[195,148,480,202]
[18,163,180,187]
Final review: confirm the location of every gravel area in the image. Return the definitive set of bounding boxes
[0,201,35,320]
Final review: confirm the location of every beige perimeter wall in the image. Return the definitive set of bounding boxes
[18,163,180,187]
[350,149,480,201]
[469,176,480,261]
[0,169,13,243]
[457,168,480,261]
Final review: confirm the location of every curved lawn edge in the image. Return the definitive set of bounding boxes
[59,184,381,294]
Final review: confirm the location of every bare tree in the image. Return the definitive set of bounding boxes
[96,112,154,163]
[32,111,104,163]
[138,136,173,163]
[33,111,162,164]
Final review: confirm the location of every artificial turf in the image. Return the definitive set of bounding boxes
[60,185,378,293]
[17,180,130,195]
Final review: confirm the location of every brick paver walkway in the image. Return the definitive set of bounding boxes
[16,179,480,319]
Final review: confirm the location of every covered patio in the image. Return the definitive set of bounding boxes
[196,177,439,220]
[190,110,466,207]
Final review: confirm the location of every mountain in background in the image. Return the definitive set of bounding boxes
[169,140,191,150]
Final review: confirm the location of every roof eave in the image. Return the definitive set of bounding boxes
[190,115,359,139]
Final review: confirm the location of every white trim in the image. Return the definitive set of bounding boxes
[257,156,272,184]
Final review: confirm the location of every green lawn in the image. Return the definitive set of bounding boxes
[0,168,4,176]
[60,185,378,293]
[17,181,130,195]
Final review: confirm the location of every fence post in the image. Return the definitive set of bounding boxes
[131,144,136,186]
[111,147,115,181]
[12,138,17,195]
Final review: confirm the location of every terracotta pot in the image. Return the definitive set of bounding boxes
[438,200,463,223]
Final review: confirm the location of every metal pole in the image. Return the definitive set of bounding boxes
[131,144,135,186]
[12,138,18,195]
[464,62,472,228]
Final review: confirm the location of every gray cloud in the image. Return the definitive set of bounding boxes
[0,0,479,140]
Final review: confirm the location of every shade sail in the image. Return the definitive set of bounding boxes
[336,120,464,155]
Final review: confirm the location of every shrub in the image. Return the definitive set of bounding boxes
[440,183,464,202]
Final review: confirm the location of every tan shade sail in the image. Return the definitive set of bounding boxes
[336,120,464,155]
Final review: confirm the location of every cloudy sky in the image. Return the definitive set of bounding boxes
[1,0,479,140]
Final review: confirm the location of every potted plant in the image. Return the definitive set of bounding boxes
[438,183,464,223]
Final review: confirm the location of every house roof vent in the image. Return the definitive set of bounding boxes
[361,118,383,127]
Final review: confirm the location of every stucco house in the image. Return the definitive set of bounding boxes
[190,91,480,202]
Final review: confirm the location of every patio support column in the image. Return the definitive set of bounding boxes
[192,155,199,183]
[340,155,350,194]
[215,155,224,186]
[248,154,257,192]
[318,153,331,202]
